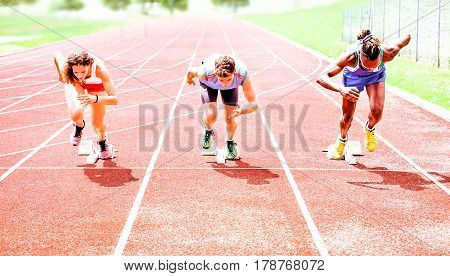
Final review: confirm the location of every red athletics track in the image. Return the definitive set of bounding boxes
[0,17,448,256]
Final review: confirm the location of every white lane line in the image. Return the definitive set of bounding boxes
[0,64,54,84]
[0,80,54,91]
[0,122,72,182]
[113,23,207,256]
[0,49,176,90]
[0,24,139,68]
[0,83,60,113]
[0,28,169,112]
[0,56,272,96]
[0,77,184,117]
[2,166,448,174]
[260,109,326,256]
[226,23,328,256]
[0,35,125,85]
[0,78,184,133]
[0,55,190,115]
[0,61,50,75]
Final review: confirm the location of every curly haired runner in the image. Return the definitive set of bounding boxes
[53,51,118,159]
[186,54,259,160]
[317,29,411,160]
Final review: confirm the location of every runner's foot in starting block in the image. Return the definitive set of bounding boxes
[225,141,240,160]
[86,141,117,165]
[323,140,363,165]
[325,136,347,160]
[201,128,217,156]
[201,143,217,156]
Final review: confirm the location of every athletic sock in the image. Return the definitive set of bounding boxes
[98,138,107,151]
[365,121,375,132]
[76,120,85,129]
[74,120,85,136]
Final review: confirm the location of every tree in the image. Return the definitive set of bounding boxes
[159,0,188,13]
[58,0,84,11]
[134,0,187,14]
[102,0,131,11]
[0,0,19,5]
[0,0,37,5]
[136,0,159,14]
[211,0,249,12]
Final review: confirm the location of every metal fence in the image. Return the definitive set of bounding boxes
[342,0,449,68]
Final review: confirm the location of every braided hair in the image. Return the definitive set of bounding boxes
[357,29,382,61]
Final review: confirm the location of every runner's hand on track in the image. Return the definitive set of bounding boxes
[228,103,243,119]
[339,87,360,102]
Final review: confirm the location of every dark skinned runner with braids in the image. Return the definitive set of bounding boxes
[317,29,411,160]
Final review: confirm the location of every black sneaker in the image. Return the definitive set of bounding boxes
[225,140,239,160]
[70,120,85,146]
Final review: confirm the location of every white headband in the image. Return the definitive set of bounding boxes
[360,34,373,44]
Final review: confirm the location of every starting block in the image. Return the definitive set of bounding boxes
[86,144,116,165]
[78,139,94,156]
[86,148,100,165]
[216,148,226,164]
[202,145,241,163]
[347,140,363,156]
[344,151,357,165]
[77,139,117,164]
[201,142,217,156]
[323,140,363,165]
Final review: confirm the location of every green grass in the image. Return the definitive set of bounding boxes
[243,0,450,110]
[0,15,120,53]
[388,58,450,107]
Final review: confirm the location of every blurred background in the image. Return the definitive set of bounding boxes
[0,0,336,54]
[1,0,448,108]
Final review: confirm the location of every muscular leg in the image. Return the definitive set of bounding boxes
[203,102,218,130]
[366,82,385,129]
[201,85,219,130]
[224,104,238,140]
[220,87,239,140]
[340,97,357,139]
[90,92,108,141]
[64,84,84,127]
